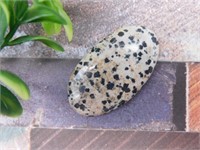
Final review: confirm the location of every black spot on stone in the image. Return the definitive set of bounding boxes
[79,86,86,93]
[89,58,92,61]
[124,29,128,32]
[94,71,100,78]
[125,67,129,70]
[105,58,110,63]
[110,38,117,44]
[68,82,71,86]
[91,47,95,52]
[131,78,135,83]
[151,37,159,45]
[114,44,118,48]
[90,94,95,99]
[138,52,143,56]
[118,31,124,36]
[85,88,90,92]
[132,86,137,94]
[101,78,105,85]
[117,92,123,99]
[83,62,89,66]
[74,103,79,108]
[103,70,107,74]
[102,101,107,105]
[118,100,126,107]
[113,74,120,80]
[69,90,72,94]
[82,100,86,103]
[79,62,83,65]
[119,41,125,48]
[125,54,130,59]
[128,36,134,42]
[141,81,144,85]
[111,55,114,58]
[95,65,98,69]
[138,57,142,61]
[89,80,94,86]
[149,32,154,37]
[144,50,148,54]
[107,82,114,90]
[95,48,100,52]
[103,106,110,112]
[122,83,130,93]
[126,75,130,79]
[141,26,146,29]
[136,28,144,33]
[85,72,92,78]
[74,70,78,75]
[109,45,112,48]
[139,72,143,78]
[139,45,143,50]
[145,66,153,75]
[106,92,110,97]
[133,53,137,57]
[112,67,117,72]
[146,59,151,65]
[142,41,147,47]
[79,104,86,111]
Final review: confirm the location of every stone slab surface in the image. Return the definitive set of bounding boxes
[0,0,200,62]
[31,128,200,150]
[0,58,186,131]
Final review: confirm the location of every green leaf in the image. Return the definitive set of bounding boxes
[0,1,10,24]
[0,7,7,47]
[0,70,30,101]
[52,0,73,42]
[33,0,62,35]
[4,0,15,28]
[33,0,73,41]
[9,35,64,52]
[42,22,62,35]
[14,0,28,20]
[21,4,67,25]
[0,85,23,117]
[0,1,10,46]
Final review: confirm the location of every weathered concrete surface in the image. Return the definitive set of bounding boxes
[0,58,184,131]
[0,127,30,150]
[0,0,200,62]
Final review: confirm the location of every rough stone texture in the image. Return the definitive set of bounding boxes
[0,127,30,150]
[31,128,200,150]
[0,58,184,131]
[0,0,200,62]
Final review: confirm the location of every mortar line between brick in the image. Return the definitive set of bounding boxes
[186,63,189,132]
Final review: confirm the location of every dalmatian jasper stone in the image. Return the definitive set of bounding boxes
[68,26,159,116]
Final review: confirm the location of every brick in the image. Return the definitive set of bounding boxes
[31,128,200,150]
[188,63,200,132]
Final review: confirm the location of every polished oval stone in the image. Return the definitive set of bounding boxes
[68,26,159,116]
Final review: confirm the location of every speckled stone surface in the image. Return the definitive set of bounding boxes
[68,26,159,116]
[0,0,200,62]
